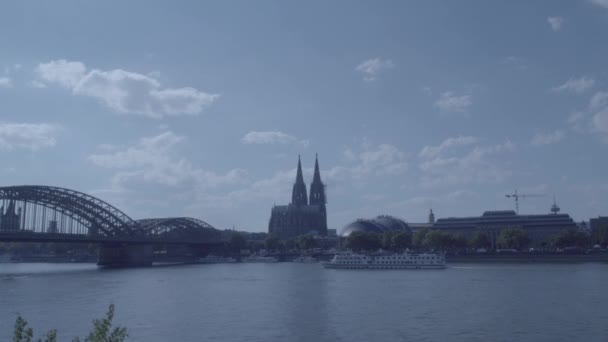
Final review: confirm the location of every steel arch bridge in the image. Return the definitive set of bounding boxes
[0,185,222,245]
[137,217,223,242]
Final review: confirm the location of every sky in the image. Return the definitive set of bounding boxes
[1,0,608,232]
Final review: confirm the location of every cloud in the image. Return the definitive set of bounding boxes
[241,131,309,146]
[434,91,472,113]
[35,59,219,118]
[590,91,608,110]
[531,130,565,146]
[552,76,595,94]
[355,58,394,81]
[418,135,478,158]
[0,77,12,88]
[89,131,247,189]
[588,91,608,135]
[418,139,515,187]
[0,123,61,151]
[590,0,608,9]
[501,56,527,70]
[547,16,564,31]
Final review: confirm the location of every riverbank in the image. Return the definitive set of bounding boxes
[447,253,608,263]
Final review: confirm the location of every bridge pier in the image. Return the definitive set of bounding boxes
[97,244,153,267]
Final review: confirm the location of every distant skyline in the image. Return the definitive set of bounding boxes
[2,1,608,231]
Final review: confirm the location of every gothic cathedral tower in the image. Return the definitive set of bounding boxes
[291,155,308,206]
[309,154,326,209]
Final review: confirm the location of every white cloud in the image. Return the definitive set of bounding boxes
[36,60,86,88]
[0,123,60,151]
[434,91,472,113]
[592,108,608,133]
[241,131,309,146]
[36,59,219,118]
[552,76,595,94]
[0,77,12,88]
[590,91,608,110]
[590,0,608,9]
[501,56,527,70]
[531,130,565,146]
[352,144,408,177]
[418,135,477,158]
[589,91,608,135]
[418,140,515,187]
[355,58,394,81]
[89,131,247,189]
[547,16,564,31]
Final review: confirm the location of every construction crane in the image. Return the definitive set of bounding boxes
[505,190,546,214]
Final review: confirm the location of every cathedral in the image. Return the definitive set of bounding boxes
[268,155,328,239]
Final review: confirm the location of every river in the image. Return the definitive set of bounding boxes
[1,262,607,341]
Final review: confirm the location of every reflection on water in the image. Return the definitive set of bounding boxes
[1,263,608,342]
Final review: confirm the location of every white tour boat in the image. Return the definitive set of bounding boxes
[322,251,446,269]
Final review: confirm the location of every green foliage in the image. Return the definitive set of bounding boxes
[497,229,529,250]
[345,231,381,251]
[380,231,412,250]
[553,229,589,248]
[226,232,247,253]
[470,231,491,249]
[264,236,281,251]
[413,228,430,248]
[591,225,608,246]
[295,234,316,251]
[13,316,34,342]
[12,305,127,342]
[81,304,128,342]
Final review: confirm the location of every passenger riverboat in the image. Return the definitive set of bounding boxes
[322,251,446,269]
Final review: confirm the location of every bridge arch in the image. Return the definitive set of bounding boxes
[137,217,222,243]
[0,185,140,237]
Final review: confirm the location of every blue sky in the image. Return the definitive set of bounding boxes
[1,0,608,231]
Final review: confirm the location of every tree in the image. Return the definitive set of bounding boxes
[413,228,430,248]
[381,231,395,250]
[345,231,382,251]
[296,234,317,251]
[470,231,491,249]
[591,225,608,247]
[553,229,589,248]
[391,231,412,250]
[226,232,247,254]
[264,236,280,252]
[497,229,529,250]
[13,305,127,342]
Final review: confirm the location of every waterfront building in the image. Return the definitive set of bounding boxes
[590,216,608,233]
[432,210,577,248]
[340,215,410,237]
[268,155,328,239]
[0,200,21,231]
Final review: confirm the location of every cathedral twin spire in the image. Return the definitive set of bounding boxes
[291,154,326,207]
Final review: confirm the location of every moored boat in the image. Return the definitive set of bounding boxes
[322,251,446,269]
[293,255,317,263]
[198,255,237,264]
[242,255,279,263]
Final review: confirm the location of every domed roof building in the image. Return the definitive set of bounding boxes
[340,215,411,237]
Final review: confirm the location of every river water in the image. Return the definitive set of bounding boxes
[1,262,607,341]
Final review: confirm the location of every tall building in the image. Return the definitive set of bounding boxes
[268,155,328,239]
